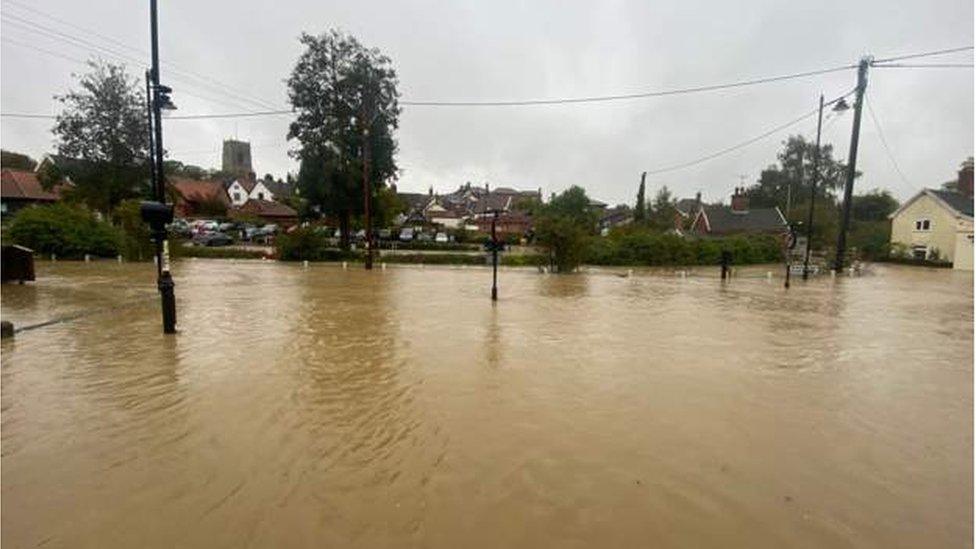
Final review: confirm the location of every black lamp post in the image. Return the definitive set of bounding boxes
[140,0,177,334]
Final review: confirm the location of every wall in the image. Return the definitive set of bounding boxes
[953,223,974,271]
[890,193,960,262]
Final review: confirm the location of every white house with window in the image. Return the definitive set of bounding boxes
[226,179,254,207]
[249,180,274,202]
[890,188,973,268]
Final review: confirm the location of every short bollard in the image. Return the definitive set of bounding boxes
[381,263,386,271]
[84,254,91,263]
[51,254,56,262]
[1,321,13,339]
[303,260,309,269]
[117,255,123,263]
[342,261,347,270]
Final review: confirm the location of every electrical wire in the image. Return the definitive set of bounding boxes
[871,45,973,64]
[864,98,917,195]
[642,91,854,176]
[872,63,973,69]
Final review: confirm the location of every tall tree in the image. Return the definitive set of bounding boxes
[1,150,37,170]
[634,177,646,223]
[745,135,854,212]
[49,61,150,214]
[532,186,597,273]
[286,30,400,248]
[647,185,677,231]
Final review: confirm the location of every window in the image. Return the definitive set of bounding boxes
[257,192,264,200]
[912,246,928,260]
[233,192,241,201]
[915,219,931,231]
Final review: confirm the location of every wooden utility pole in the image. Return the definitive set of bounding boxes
[834,57,870,273]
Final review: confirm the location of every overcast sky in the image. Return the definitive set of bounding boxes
[1,0,972,205]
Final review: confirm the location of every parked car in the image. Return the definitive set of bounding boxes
[399,228,414,241]
[378,229,392,240]
[417,232,432,242]
[193,231,233,247]
[169,219,192,238]
[435,232,448,243]
[218,222,236,232]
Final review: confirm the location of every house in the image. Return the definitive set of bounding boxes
[425,202,464,229]
[225,179,255,206]
[169,178,230,218]
[1,168,69,216]
[689,187,787,236]
[889,159,973,269]
[599,205,633,234]
[235,199,298,227]
[475,211,533,237]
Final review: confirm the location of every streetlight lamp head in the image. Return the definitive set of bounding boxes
[832,98,850,113]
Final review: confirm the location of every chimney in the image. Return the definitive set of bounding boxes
[695,191,702,207]
[958,157,974,198]
[485,183,490,194]
[730,187,749,213]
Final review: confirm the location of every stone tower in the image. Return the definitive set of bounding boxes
[221,139,253,178]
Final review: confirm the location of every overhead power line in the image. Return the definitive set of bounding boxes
[872,63,973,69]
[871,45,974,64]
[864,98,915,193]
[643,91,855,177]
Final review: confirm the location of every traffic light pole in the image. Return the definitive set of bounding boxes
[802,94,824,280]
[149,0,176,333]
[834,57,870,273]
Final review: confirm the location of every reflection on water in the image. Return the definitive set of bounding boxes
[1,260,972,548]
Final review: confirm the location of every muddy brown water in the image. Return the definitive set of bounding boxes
[1,260,972,548]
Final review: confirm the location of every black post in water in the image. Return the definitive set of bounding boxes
[803,94,825,280]
[145,70,161,280]
[491,210,499,301]
[720,250,732,280]
[784,223,797,289]
[835,57,870,273]
[147,0,176,333]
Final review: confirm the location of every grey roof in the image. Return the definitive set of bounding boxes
[398,192,433,213]
[473,193,513,214]
[262,179,294,198]
[675,198,699,215]
[930,189,973,217]
[701,206,786,234]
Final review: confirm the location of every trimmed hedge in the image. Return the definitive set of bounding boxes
[586,229,783,266]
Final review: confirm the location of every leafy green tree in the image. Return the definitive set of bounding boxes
[634,178,646,222]
[163,160,210,180]
[647,185,677,231]
[533,186,597,273]
[49,61,150,214]
[852,189,899,222]
[1,150,37,170]
[745,135,853,210]
[287,29,400,249]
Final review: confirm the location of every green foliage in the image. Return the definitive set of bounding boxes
[52,60,150,214]
[587,225,782,266]
[1,150,37,170]
[112,198,154,261]
[287,29,400,247]
[852,189,898,222]
[275,227,361,261]
[634,178,646,222]
[745,134,854,210]
[8,203,120,258]
[532,186,597,273]
[163,160,211,180]
[647,185,677,231]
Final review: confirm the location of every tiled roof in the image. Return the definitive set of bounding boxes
[398,192,433,213]
[473,193,512,214]
[1,168,64,201]
[239,199,297,218]
[930,189,973,217]
[701,205,786,234]
[169,178,229,204]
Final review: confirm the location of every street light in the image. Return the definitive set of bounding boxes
[140,0,177,334]
[802,93,850,280]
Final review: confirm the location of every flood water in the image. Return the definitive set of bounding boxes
[1,260,972,548]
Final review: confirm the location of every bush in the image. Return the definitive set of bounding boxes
[113,198,155,261]
[275,227,361,261]
[585,226,782,266]
[8,203,121,258]
[174,242,267,260]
